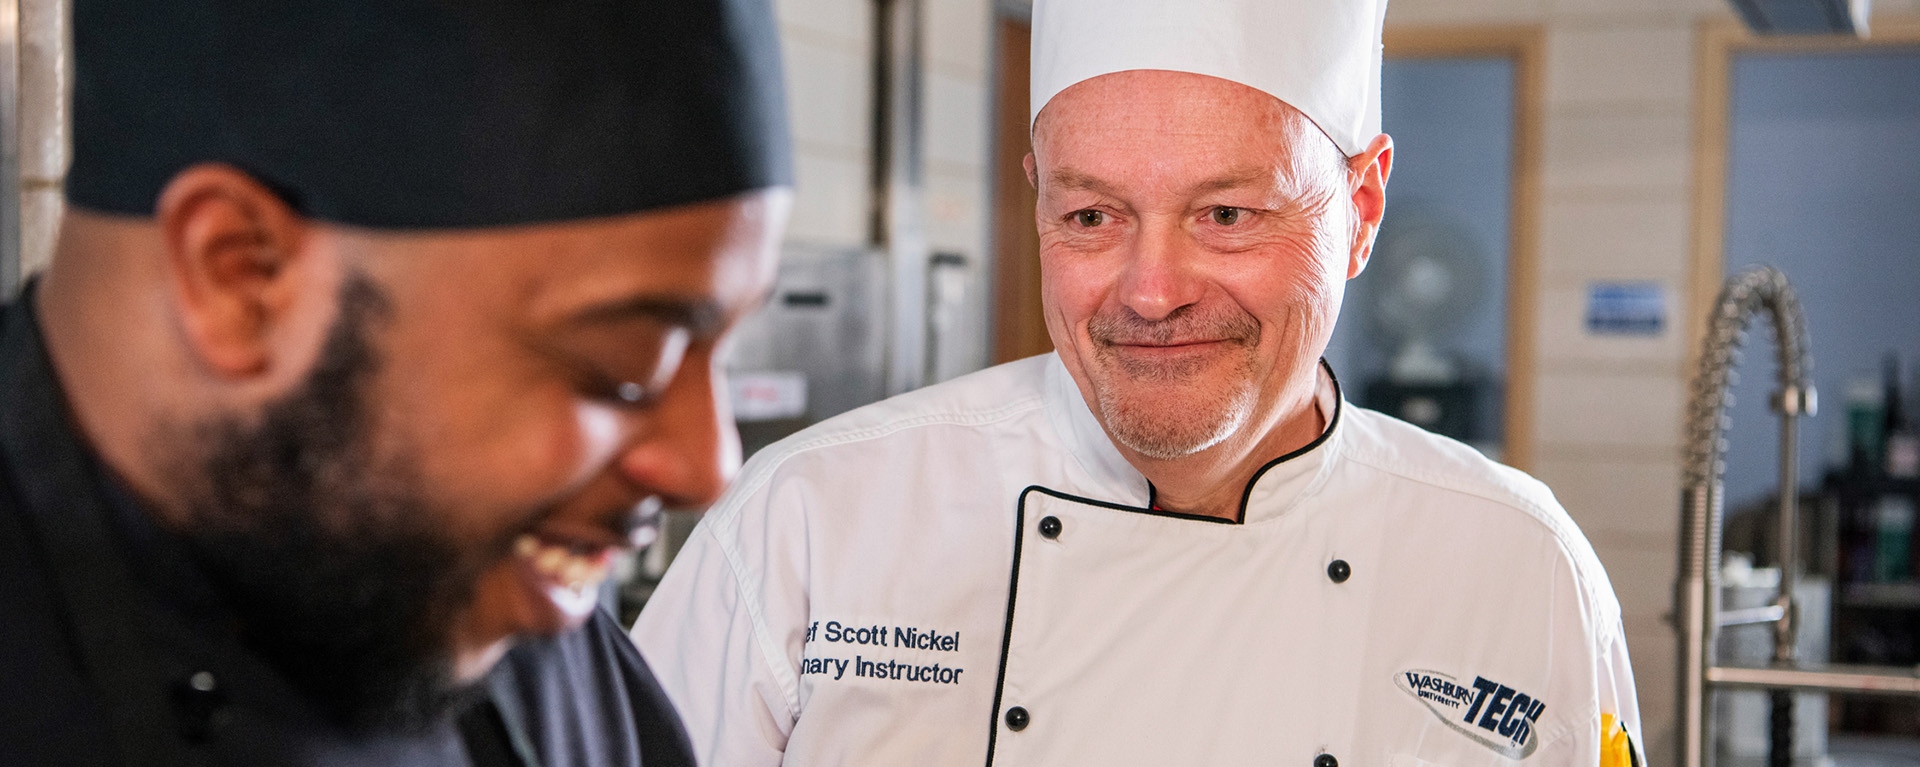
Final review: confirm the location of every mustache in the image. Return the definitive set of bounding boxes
[1087,305,1260,347]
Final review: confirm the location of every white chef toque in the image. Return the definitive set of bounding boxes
[1030,0,1389,158]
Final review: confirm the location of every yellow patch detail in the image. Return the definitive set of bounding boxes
[1600,713,1638,767]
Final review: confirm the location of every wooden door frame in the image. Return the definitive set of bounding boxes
[1382,25,1546,471]
[1687,17,1920,376]
[988,10,1047,365]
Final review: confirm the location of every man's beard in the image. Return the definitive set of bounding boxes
[1086,305,1261,461]
[163,274,487,732]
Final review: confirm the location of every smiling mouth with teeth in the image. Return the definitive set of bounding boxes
[515,534,615,595]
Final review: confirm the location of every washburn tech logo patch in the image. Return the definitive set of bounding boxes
[1396,669,1546,759]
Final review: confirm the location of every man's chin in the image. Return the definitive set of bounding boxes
[1092,383,1252,461]
[457,547,608,659]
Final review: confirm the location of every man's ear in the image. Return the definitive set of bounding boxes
[1345,133,1394,280]
[1023,152,1039,191]
[155,163,312,379]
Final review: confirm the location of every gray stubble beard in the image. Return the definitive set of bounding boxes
[1090,355,1257,461]
[1085,307,1262,461]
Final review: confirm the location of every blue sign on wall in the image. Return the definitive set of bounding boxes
[1585,281,1667,336]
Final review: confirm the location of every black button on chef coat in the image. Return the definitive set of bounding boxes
[1004,707,1031,731]
[1038,516,1062,539]
[0,286,694,767]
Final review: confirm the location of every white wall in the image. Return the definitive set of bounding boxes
[17,0,69,280]
[773,0,997,381]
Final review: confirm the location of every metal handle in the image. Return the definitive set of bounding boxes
[1677,266,1819,767]
[1707,661,1920,695]
[1674,267,1920,765]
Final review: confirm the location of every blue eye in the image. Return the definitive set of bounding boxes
[616,381,646,403]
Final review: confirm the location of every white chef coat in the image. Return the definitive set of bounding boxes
[634,354,1642,766]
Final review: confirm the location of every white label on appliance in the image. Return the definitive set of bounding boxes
[732,371,808,422]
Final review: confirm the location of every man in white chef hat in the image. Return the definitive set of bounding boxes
[635,0,1645,764]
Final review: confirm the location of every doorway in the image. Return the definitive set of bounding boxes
[988,10,1046,365]
[1332,27,1544,469]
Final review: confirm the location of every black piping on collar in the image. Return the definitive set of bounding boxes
[986,484,1199,764]
[985,463,1346,765]
[1139,358,1344,525]
[987,365,1343,761]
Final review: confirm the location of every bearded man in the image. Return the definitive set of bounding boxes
[0,1,790,765]
[634,0,1644,764]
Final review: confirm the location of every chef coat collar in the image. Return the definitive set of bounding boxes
[1230,361,1343,524]
[1041,353,1345,524]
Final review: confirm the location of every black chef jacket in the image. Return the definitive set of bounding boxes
[0,287,696,767]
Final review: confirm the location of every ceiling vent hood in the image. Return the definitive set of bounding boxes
[1729,0,1871,36]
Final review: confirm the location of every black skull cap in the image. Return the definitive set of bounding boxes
[69,0,792,229]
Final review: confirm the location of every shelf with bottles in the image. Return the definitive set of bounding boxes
[1831,477,1920,601]
[1830,353,1920,607]
[1844,352,1920,483]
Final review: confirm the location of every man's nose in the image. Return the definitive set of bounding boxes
[1115,218,1205,321]
[613,357,737,510]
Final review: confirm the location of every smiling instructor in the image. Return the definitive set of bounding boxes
[635,0,1642,764]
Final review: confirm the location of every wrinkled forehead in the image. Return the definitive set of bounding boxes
[1031,70,1344,185]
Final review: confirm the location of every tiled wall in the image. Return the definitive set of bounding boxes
[773,0,996,381]
[776,0,992,254]
[773,0,875,246]
[18,0,68,278]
